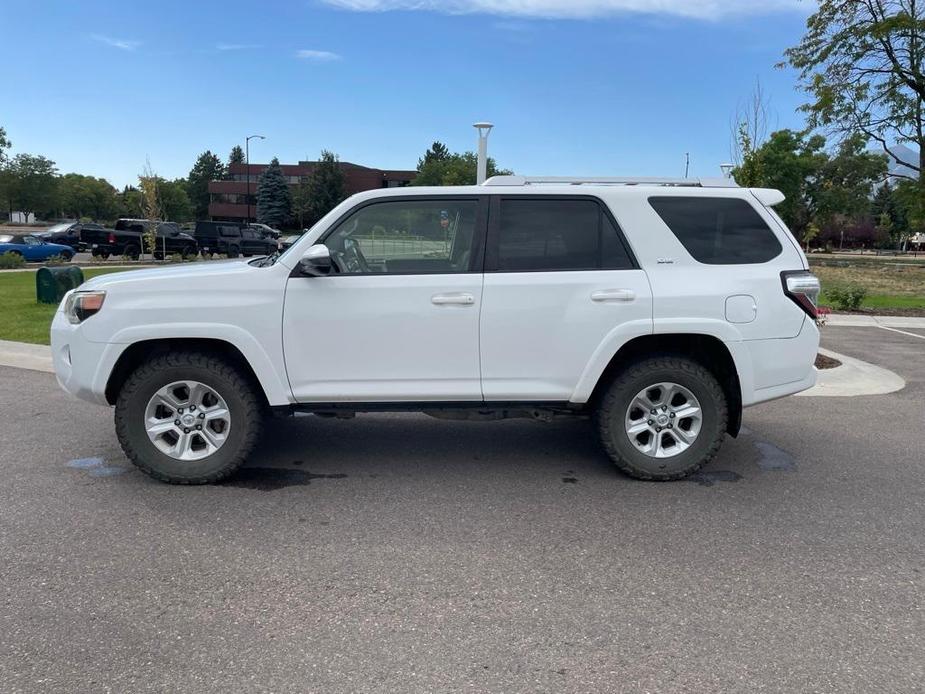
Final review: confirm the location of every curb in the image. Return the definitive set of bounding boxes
[796,348,905,398]
[0,340,53,373]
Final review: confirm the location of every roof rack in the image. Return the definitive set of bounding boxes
[482,175,739,188]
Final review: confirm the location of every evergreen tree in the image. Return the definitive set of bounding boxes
[225,145,245,180]
[303,150,347,226]
[187,150,225,220]
[255,157,292,229]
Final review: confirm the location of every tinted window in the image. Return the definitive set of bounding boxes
[495,199,633,272]
[325,199,479,274]
[648,197,782,265]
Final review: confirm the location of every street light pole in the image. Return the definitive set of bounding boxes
[245,134,266,224]
[473,122,494,185]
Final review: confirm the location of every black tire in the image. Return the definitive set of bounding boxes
[114,351,263,484]
[153,251,164,260]
[124,244,140,261]
[594,356,728,481]
[227,245,240,258]
[62,251,74,262]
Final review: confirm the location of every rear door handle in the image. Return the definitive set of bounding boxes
[432,292,475,306]
[591,289,636,303]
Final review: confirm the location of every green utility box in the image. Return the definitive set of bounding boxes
[36,266,85,304]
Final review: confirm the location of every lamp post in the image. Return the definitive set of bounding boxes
[245,134,266,223]
[473,122,494,184]
[720,163,735,179]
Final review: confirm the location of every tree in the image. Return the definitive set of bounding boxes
[413,149,512,186]
[159,178,193,222]
[226,145,245,179]
[299,150,347,227]
[117,185,144,218]
[255,157,292,229]
[3,154,58,219]
[138,161,163,255]
[187,150,224,219]
[0,126,10,166]
[732,129,827,236]
[58,173,119,220]
[812,134,889,226]
[785,1,925,183]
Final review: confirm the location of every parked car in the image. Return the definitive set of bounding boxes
[82,220,197,260]
[247,222,281,239]
[34,221,108,252]
[278,233,304,251]
[194,221,277,258]
[52,175,821,485]
[0,234,75,261]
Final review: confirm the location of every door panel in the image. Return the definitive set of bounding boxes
[480,196,653,402]
[480,270,652,400]
[282,195,487,403]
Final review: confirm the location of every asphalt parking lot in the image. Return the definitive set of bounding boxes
[1,327,922,693]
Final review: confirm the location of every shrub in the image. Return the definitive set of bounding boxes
[44,254,67,266]
[826,282,868,311]
[167,253,184,263]
[0,251,25,269]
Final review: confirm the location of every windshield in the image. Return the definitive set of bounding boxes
[43,223,72,234]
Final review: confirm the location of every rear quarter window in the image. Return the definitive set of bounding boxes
[648,196,782,265]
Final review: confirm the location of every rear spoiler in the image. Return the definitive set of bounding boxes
[750,188,786,207]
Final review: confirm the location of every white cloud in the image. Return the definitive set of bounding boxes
[90,34,141,50]
[319,0,803,20]
[216,43,261,51]
[295,49,343,61]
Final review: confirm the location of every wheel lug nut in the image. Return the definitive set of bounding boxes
[184,428,190,434]
[190,405,196,411]
[656,426,662,432]
[196,425,202,430]
[668,424,673,429]
[670,413,675,418]
[650,409,656,414]
[662,406,668,411]
[178,408,184,414]
[198,412,205,419]
[648,419,653,425]
[174,419,180,425]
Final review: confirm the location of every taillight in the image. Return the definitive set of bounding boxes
[108,233,115,243]
[781,270,821,319]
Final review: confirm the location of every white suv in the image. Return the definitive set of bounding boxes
[51,175,820,484]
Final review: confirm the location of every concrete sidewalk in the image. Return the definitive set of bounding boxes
[0,340,53,373]
[826,314,925,329]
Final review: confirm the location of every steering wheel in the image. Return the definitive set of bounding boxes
[332,240,370,274]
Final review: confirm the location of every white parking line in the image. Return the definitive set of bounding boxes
[876,325,925,340]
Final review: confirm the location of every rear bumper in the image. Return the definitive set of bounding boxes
[731,318,820,407]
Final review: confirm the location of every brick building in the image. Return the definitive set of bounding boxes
[208,160,417,223]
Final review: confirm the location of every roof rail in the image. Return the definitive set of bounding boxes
[482,175,739,188]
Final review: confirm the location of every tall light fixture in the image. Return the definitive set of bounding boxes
[245,134,266,223]
[473,122,494,185]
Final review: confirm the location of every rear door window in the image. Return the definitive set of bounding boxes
[648,196,782,265]
[491,198,635,272]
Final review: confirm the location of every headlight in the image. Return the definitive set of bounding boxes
[64,290,106,324]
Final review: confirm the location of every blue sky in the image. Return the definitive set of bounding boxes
[3,0,812,188]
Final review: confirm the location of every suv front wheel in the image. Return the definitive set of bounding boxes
[114,351,263,484]
[595,356,728,481]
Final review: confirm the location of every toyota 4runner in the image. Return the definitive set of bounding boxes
[51,176,821,484]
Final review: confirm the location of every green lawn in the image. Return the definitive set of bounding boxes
[0,268,129,345]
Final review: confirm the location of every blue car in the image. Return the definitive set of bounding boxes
[0,234,75,262]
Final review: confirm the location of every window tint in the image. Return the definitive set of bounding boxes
[325,199,479,274]
[648,196,783,265]
[495,199,633,272]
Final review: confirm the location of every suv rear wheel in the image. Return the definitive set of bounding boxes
[595,356,727,481]
[114,351,263,484]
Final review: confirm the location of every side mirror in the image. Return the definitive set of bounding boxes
[299,244,333,277]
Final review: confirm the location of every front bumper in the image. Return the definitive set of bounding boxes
[50,310,126,406]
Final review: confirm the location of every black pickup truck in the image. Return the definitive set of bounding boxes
[83,220,198,260]
[194,221,278,258]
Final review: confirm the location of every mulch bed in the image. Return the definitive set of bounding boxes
[831,307,925,317]
[815,354,842,370]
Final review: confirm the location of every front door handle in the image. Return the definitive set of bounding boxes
[591,289,636,303]
[432,292,475,306]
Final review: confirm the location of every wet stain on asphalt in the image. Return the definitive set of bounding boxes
[754,441,797,471]
[689,470,742,487]
[222,467,347,492]
[562,477,578,484]
[66,458,128,477]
